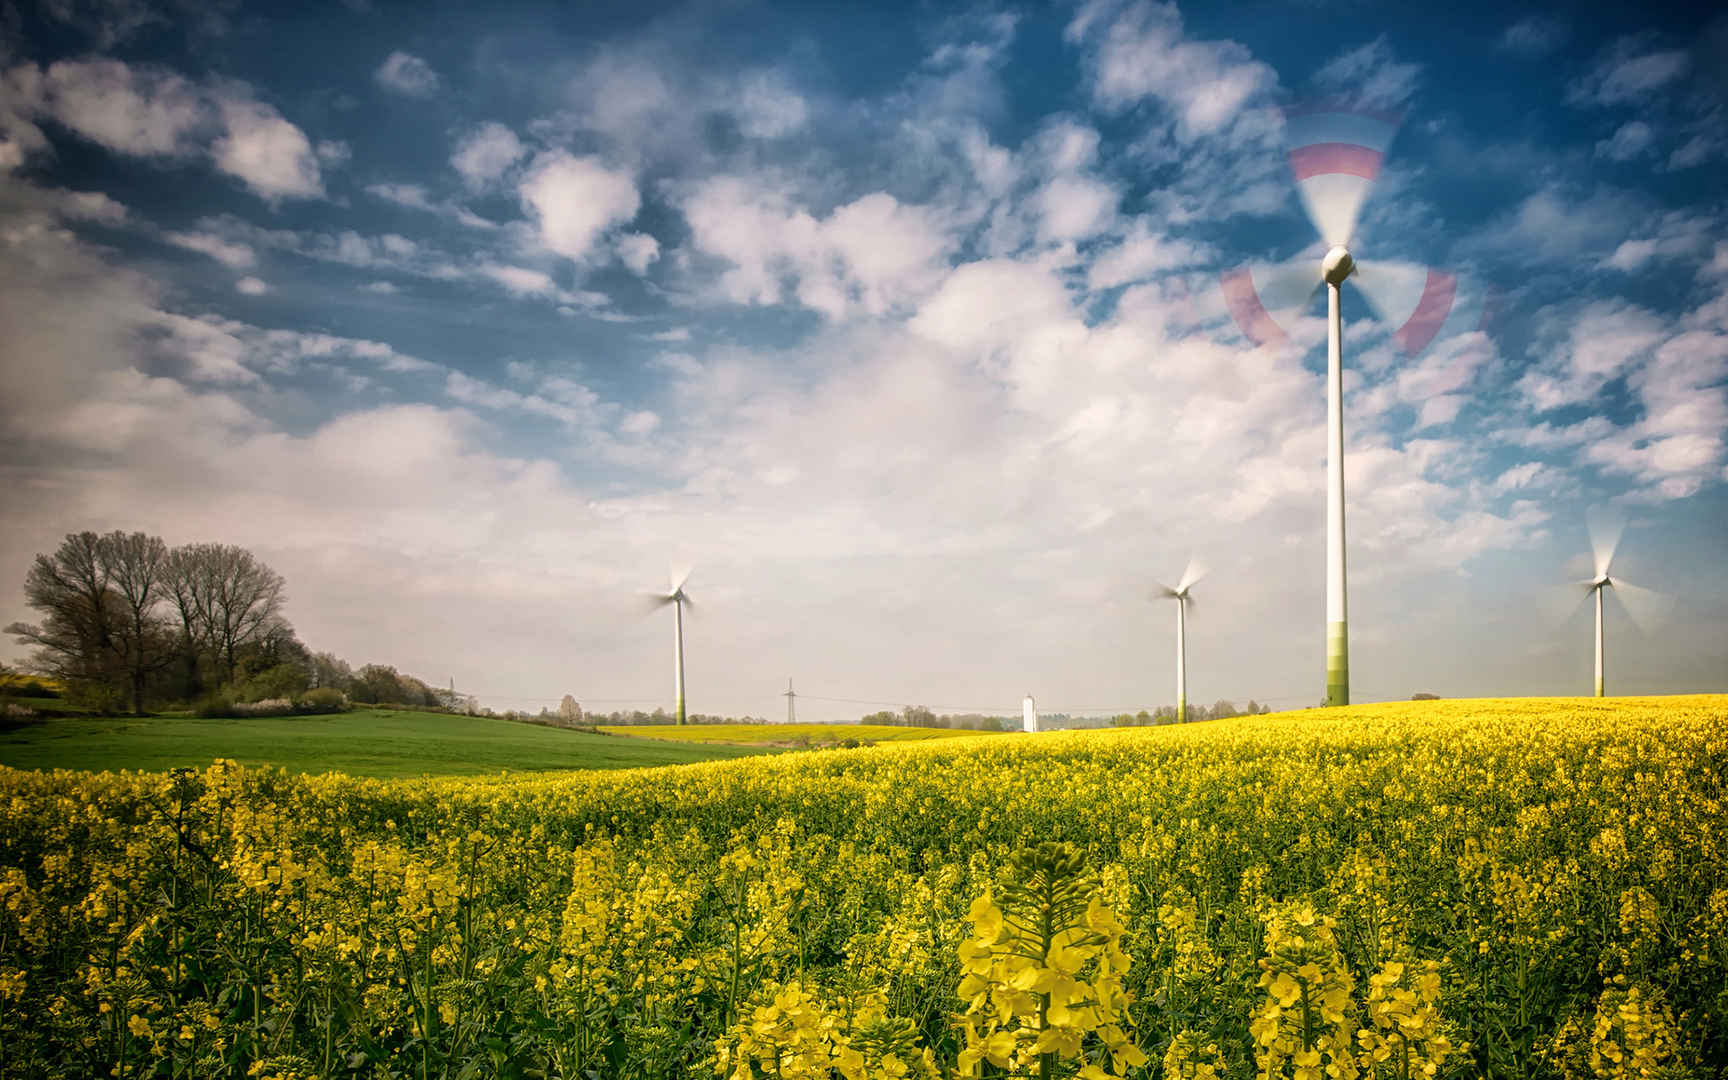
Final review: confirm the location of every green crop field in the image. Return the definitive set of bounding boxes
[599,721,1004,745]
[0,705,776,777]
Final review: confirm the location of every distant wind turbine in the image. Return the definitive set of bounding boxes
[1573,509,1668,697]
[644,565,695,724]
[1154,558,1205,723]
[1220,102,1492,706]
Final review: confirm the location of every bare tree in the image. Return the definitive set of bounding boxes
[6,531,177,712]
[167,543,286,685]
[7,532,117,691]
[97,532,173,713]
[559,694,583,725]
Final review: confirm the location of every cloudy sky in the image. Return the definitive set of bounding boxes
[1,0,1723,721]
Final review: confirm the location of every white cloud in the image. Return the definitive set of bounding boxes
[733,71,808,138]
[1492,462,1555,492]
[480,263,558,296]
[164,229,256,268]
[38,58,207,156]
[616,232,660,274]
[211,97,323,202]
[1567,37,1690,107]
[1087,219,1208,289]
[1313,37,1421,110]
[1599,211,1714,272]
[1065,0,1275,140]
[1519,300,1667,411]
[683,178,957,320]
[315,139,351,166]
[1668,128,1724,170]
[518,151,639,262]
[1470,184,1648,266]
[451,122,524,189]
[53,189,128,224]
[235,276,268,295]
[364,182,437,211]
[620,409,660,434]
[1498,16,1566,55]
[363,280,398,294]
[374,51,440,97]
[1595,120,1654,162]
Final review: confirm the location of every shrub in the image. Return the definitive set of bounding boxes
[193,693,236,719]
[230,698,295,718]
[295,687,348,714]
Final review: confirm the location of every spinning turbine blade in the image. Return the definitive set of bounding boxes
[1284,102,1402,247]
[669,562,694,594]
[1587,507,1626,580]
[1609,579,1672,634]
[1352,260,1493,356]
[1220,260,1319,346]
[1177,557,1207,594]
[1154,584,1180,599]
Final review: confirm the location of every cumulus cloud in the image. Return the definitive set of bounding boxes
[1065,0,1276,140]
[4,59,324,205]
[235,276,268,295]
[518,151,639,262]
[374,51,440,97]
[683,179,957,320]
[211,96,323,201]
[1519,300,1667,412]
[450,122,524,188]
[733,71,808,138]
[36,58,208,156]
[616,232,660,274]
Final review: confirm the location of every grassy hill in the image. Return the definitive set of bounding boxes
[0,705,777,778]
[598,721,1005,745]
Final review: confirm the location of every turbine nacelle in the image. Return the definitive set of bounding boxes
[1322,246,1354,286]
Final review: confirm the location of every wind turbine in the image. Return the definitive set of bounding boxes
[1154,558,1205,723]
[645,566,695,724]
[1219,102,1492,706]
[1574,509,1667,697]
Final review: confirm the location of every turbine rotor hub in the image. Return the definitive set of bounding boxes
[1322,245,1355,286]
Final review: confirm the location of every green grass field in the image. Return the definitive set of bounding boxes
[0,705,777,778]
[598,721,1005,745]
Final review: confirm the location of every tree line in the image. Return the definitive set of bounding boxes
[861,701,1274,730]
[6,531,470,716]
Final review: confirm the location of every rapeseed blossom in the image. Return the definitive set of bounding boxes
[0,695,1721,1077]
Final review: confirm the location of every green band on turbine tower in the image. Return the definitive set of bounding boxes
[1177,696,1186,724]
[1326,621,1349,706]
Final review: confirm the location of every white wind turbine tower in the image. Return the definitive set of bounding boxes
[1574,509,1667,697]
[1154,558,1205,723]
[644,566,695,724]
[1220,103,1492,706]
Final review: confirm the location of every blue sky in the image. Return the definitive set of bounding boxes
[1,0,1723,719]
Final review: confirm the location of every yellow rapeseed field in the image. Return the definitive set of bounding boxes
[1,696,1723,1079]
[599,723,1003,745]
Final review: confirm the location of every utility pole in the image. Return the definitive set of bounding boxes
[783,678,796,724]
